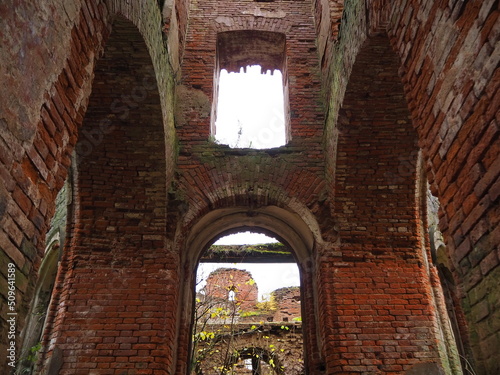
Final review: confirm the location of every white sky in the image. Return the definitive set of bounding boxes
[197,232,300,301]
[215,65,286,149]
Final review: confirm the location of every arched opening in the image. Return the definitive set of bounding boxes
[180,206,321,375]
[47,15,172,372]
[191,231,303,375]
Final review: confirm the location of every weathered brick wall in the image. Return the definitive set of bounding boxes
[204,268,259,311]
[172,1,329,372]
[335,35,419,250]
[0,1,108,370]
[173,0,327,231]
[44,17,177,374]
[0,0,177,373]
[197,324,304,375]
[386,1,499,373]
[316,0,499,373]
[315,12,444,375]
[272,286,301,323]
[0,0,497,374]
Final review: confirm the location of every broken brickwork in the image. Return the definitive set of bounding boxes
[0,0,498,374]
[195,324,304,375]
[203,268,259,311]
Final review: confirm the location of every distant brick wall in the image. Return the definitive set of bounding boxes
[204,268,259,311]
[272,287,301,323]
[387,2,500,373]
[197,324,304,375]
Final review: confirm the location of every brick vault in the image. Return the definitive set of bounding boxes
[0,0,498,374]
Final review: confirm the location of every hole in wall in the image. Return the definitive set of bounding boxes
[214,65,286,149]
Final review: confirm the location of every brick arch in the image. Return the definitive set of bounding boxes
[335,34,420,251]
[184,206,319,265]
[320,33,445,373]
[174,204,322,374]
[0,1,175,371]
[213,16,293,34]
[39,12,176,375]
[174,159,327,234]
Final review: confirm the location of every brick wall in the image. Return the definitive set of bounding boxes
[0,0,497,374]
[0,0,178,373]
[45,16,176,374]
[272,287,301,323]
[317,0,499,372]
[204,268,259,311]
[174,0,326,231]
[387,1,499,373]
[0,2,109,371]
[197,324,304,375]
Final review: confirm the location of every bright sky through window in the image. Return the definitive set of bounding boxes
[215,65,286,149]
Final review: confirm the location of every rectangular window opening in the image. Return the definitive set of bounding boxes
[215,65,286,149]
[212,31,289,149]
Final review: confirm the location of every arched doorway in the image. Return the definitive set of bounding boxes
[177,205,322,375]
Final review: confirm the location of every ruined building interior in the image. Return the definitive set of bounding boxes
[193,266,303,374]
[0,0,498,374]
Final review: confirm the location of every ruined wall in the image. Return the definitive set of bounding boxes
[0,0,497,374]
[387,2,499,373]
[197,324,304,375]
[203,268,259,311]
[173,0,327,229]
[0,1,108,369]
[0,0,177,373]
[173,1,329,372]
[194,268,303,374]
[272,287,302,323]
[315,0,499,373]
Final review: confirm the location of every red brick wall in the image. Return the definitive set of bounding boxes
[335,35,419,250]
[204,268,258,311]
[0,0,498,374]
[387,1,499,373]
[173,0,328,257]
[0,2,111,371]
[318,28,442,375]
[46,17,177,374]
[0,1,178,373]
[318,0,499,372]
[272,287,301,322]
